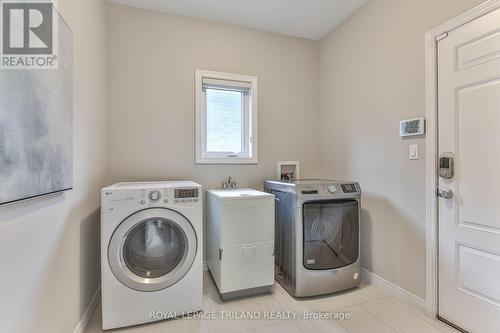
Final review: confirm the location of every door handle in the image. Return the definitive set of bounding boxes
[437,189,454,199]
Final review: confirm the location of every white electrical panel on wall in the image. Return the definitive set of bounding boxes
[400,118,425,137]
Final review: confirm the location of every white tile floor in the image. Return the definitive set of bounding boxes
[85,272,458,333]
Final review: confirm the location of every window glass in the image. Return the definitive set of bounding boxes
[196,70,257,164]
[205,88,243,153]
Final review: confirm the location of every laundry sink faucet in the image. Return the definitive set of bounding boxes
[222,176,237,190]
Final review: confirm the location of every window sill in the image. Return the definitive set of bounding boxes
[195,157,258,165]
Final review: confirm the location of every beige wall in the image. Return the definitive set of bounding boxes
[106,0,488,300]
[106,4,320,189]
[317,0,484,298]
[0,0,108,332]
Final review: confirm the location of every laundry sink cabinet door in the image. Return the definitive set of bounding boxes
[220,198,274,245]
[220,241,274,293]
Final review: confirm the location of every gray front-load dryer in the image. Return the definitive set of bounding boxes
[264,180,361,297]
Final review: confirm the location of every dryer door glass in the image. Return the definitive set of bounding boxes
[123,218,186,278]
[302,200,359,270]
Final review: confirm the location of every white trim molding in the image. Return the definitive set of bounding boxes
[195,69,258,165]
[424,0,500,319]
[362,269,425,311]
[73,286,101,333]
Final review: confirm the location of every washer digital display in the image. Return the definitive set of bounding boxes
[175,188,199,199]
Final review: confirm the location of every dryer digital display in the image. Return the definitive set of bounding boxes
[341,184,358,193]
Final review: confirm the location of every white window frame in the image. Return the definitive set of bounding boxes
[195,69,258,164]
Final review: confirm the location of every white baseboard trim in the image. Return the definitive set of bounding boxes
[73,286,101,333]
[362,268,425,311]
[203,261,208,272]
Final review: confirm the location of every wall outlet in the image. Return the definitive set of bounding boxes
[409,144,419,160]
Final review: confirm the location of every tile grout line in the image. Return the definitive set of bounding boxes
[387,298,461,333]
[360,298,448,333]
[359,300,408,333]
[340,305,399,333]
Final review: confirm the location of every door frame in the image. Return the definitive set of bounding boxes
[424,0,500,318]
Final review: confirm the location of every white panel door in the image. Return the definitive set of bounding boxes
[438,7,500,333]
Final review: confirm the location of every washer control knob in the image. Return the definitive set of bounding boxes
[148,190,161,202]
[328,185,337,194]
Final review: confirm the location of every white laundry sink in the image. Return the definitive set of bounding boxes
[207,188,271,199]
[205,188,275,301]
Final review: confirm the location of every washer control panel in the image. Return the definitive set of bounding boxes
[175,188,198,198]
[102,183,202,211]
[148,190,161,202]
[173,188,199,204]
[139,187,200,205]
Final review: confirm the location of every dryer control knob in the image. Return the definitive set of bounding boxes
[148,190,161,202]
[328,185,337,194]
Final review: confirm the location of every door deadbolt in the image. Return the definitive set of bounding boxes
[439,154,454,179]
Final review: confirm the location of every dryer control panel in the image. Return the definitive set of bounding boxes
[298,183,361,196]
[341,184,360,193]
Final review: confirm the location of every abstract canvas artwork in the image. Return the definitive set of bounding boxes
[0,12,73,205]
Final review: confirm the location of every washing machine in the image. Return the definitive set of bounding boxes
[101,181,202,330]
[264,180,361,297]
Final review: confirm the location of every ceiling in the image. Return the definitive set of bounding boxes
[106,0,368,40]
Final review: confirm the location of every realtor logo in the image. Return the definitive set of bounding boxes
[1,0,58,69]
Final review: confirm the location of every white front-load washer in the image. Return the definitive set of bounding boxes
[101,181,202,330]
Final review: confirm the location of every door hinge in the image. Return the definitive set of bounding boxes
[436,32,448,42]
[219,248,223,261]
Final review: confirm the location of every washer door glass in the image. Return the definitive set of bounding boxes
[108,208,198,292]
[123,218,185,279]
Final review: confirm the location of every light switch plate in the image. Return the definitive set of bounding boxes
[409,144,419,160]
